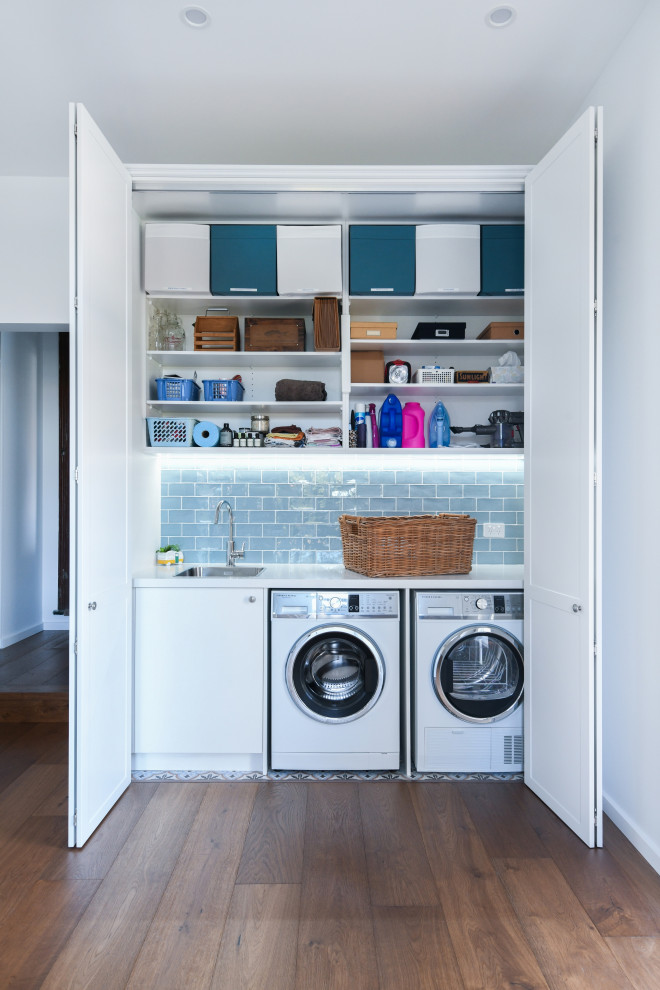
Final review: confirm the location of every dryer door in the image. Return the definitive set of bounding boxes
[433,625,523,723]
[286,625,384,723]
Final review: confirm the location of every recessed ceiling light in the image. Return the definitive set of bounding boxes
[486,6,516,28]
[181,6,211,28]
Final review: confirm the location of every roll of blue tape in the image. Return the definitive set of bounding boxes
[193,421,221,447]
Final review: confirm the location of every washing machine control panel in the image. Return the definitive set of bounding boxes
[317,591,399,617]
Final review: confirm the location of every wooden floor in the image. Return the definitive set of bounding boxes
[1,723,660,989]
[0,631,68,722]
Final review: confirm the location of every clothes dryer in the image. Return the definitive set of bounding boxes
[270,590,400,771]
[413,591,523,772]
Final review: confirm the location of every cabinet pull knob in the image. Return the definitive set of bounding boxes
[249,595,257,603]
[572,603,582,613]
[88,601,97,611]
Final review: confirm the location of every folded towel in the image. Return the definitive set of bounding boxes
[275,379,327,402]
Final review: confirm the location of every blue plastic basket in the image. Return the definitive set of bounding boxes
[155,377,200,401]
[202,379,245,401]
[147,417,198,446]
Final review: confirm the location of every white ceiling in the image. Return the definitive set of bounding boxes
[0,0,648,176]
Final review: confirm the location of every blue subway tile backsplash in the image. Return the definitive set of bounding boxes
[160,455,524,566]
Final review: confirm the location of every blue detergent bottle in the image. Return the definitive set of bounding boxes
[379,393,403,447]
[428,399,451,447]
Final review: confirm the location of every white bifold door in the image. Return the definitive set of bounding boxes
[68,104,132,846]
[524,106,603,846]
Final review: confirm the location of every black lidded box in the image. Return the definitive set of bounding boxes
[412,322,466,340]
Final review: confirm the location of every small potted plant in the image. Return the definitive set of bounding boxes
[156,544,184,566]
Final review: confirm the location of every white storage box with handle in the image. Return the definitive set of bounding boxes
[144,223,210,294]
[276,225,342,295]
[415,224,481,295]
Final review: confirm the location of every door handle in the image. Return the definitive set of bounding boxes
[572,603,582,613]
[88,601,97,611]
[249,596,257,603]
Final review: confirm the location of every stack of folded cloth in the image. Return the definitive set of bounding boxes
[305,426,342,447]
[264,424,306,447]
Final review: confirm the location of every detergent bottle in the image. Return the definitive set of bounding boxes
[379,393,403,448]
[428,399,451,447]
[401,402,425,448]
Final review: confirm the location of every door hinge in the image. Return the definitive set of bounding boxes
[74,638,78,656]
[594,298,598,314]
[594,128,598,143]
[75,466,79,484]
[74,123,78,138]
[74,296,78,310]
[73,811,77,827]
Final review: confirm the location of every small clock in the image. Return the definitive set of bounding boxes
[385,360,412,384]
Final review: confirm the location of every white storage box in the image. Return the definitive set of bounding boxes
[276,225,342,295]
[490,365,524,383]
[413,366,454,384]
[415,224,480,295]
[144,223,210,294]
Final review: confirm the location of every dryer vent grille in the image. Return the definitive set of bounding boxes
[503,732,524,766]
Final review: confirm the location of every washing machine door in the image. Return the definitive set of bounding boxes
[432,625,523,723]
[286,625,385,723]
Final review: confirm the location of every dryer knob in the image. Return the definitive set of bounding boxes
[476,597,489,610]
[330,596,341,609]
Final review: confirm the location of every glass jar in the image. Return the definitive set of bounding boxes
[251,413,270,434]
[162,311,185,351]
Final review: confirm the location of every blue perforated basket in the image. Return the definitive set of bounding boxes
[155,377,200,401]
[147,417,198,446]
[202,379,245,401]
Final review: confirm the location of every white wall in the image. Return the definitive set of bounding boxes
[580,0,660,872]
[0,177,68,329]
[0,333,43,645]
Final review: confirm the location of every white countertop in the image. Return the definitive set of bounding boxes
[134,563,523,589]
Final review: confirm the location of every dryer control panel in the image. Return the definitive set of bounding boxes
[416,591,523,621]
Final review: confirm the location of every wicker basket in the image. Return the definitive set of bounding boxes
[339,513,476,577]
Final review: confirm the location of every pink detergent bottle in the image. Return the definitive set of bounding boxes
[401,402,426,448]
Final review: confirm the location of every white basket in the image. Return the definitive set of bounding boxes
[414,367,454,385]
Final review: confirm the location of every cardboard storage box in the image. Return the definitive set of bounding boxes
[351,350,385,383]
[350,322,397,340]
[478,321,524,340]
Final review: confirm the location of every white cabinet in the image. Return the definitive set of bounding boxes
[133,586,266,772]
[144,223,210,294]
[276,224,342,295]
[415,224,481,295]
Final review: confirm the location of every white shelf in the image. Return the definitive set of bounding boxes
[349,382,523,398]
[348,294,524,317]
[147,400,343,415]
[349,339,523,356]
[148,444,523,457]
[341,445,524,455]
[147,349,340,369]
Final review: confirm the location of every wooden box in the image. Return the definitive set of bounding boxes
[244,318,306,351]
[350,322,398,340]
[313,296,341,351]
[478,321,524,340]
[193,315,240,351]
[351,350,385,383]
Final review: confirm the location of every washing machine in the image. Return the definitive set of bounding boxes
[270,590,400,771]
[413,591,524,772]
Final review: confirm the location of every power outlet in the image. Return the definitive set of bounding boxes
[483,523,506,539]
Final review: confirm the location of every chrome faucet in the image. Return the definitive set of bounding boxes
[213,500,245,567]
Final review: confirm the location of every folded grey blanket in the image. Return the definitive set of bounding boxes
[275,379,327,401]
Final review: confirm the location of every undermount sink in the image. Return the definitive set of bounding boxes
[177,565,264,578]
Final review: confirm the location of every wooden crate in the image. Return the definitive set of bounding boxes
[193,315,240,351]
[477,321,524,340]
[313,296,341,351]
[244,318,306,351]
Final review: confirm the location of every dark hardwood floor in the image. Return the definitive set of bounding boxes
[1,723,660,988]
[0,631,68,722]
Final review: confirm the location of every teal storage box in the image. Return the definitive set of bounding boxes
[210,224,277,295]
[480,224,524,296]
[349,225,415,295]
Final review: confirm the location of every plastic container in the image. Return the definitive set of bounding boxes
[428,399,451,448]
[355,403,367,448]
[147,417,198,447]
[219,423,233,447]
[368,403,379,447]
[201,379,245,401]
[402,402,425,448]
[155,377,200,401]
[379,394,403,448]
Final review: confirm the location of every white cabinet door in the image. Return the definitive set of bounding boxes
[524,107,603,846]
[134,588,265,769]
[68,104,132,846]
